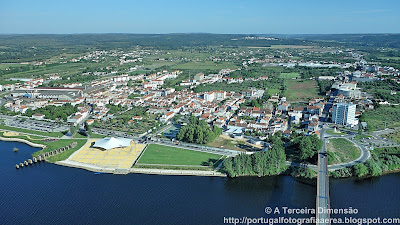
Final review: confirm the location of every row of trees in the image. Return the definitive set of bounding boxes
[222,134,287,177]
[176,116,222,144]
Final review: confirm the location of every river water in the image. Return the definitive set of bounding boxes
[0,141,399,224]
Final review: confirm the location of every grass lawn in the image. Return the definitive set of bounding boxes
[73,133,87,138]
[327,138,360,165]
[32,139,87,158]
[285,80,321,102]
[89,133,106,138]
[267,88,281,96]
[137,144,221,166]
[326,129,346,136]
[279,72,300,79]
[0,124,63,137]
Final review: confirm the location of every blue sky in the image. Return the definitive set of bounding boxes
[1,0,399,34]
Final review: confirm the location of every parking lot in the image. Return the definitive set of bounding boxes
[92,128,136,139]
[4,118,69,133]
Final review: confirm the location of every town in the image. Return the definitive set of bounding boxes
[1,35,400,179]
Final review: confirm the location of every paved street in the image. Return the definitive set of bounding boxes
[317,129,330,224]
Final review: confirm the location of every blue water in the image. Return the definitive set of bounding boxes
[0,141,399,225]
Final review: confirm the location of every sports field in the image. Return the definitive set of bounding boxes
[138,144,221,166]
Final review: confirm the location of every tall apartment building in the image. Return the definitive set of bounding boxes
[332,103,357,125]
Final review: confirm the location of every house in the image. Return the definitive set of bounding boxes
[86,119,94,125]
[277,102,289,112]
[32,113,45,120]
[160,112,175,123]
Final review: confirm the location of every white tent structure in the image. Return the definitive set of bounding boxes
[92,137,132,150]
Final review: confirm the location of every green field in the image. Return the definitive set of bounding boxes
[378,56,400,60]
[279,72,300,79]
[170,61,236,70]
[327,138,360,165]
[285,80,321,102]
[361,106,400,131]
[137,144,221,166]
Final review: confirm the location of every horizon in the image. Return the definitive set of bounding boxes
[1,0,400,34]
[1,32,400,35]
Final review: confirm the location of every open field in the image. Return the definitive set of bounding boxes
[138,144,221,166]
[382,129,400,144]
[279,72,301,79]
[170,61,237,70]
[207,135,261,152]
[361,106,400,131]
[207,136,246,151]
[285,80,321,102]
[327,138,360,165]
[378,56,400,60]
[269,45,316,49]
[0,124,64,137]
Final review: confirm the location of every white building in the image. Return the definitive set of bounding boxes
[332,103,357,126]
[204,92,215,102]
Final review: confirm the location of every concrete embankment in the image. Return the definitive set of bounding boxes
[56,160,226,177]
[130,168,226,177]
[55,161,115,173]
[0,136,45,149]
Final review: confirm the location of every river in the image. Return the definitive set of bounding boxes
[0,140,399,224]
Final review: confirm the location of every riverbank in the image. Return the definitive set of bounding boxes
[56,160,226,177]
[0,136,45,149]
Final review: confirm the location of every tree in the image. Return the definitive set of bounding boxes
[69,126,76,136]
[176,117,221,144]
[353,163,368,177]
[223,158,235,177]
[299,137,314,160]
[358,124,363,135]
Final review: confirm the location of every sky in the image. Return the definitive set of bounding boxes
[1,0,399,34]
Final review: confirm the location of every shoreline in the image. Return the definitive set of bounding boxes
[0,136,46,149]
[55,160,226,177]
[2,137,396,178]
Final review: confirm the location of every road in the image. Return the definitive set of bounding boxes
[316,129,330,224]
